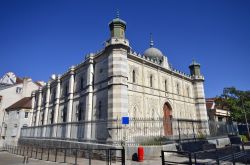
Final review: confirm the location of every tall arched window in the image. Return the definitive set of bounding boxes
[152,109,155,119]
[62,106,67,122]
[78,103,84,121]
[41,112,44,125]
[164,80,167,91]
[50,109,54,124]
[33,115,36,126]
[53,89,56,102]
[133,107,137,118]
[186,86,190,97]
[64,84,68,97]
[176,83,180,95]
[150,75,153,87]
[98,101,102,119]
[132,70,136,83]
[80,77,84,90]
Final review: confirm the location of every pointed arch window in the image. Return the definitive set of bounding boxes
[77,103,85,121]
[150,75,153,87]
[51,110,54,124]
[62,106,67,122]
[176,82,180,95]
[132,70,136,83]
[50,89,56,103]
[41,112,44,125]
[186,86,190,97]
[164,80,168,91]
[42,93,46,106]
[64,84,68,97]
[33,115,36,126]
[133,106,137,118]
[80,77,84,91]
[152,109,155,119]
[98,101,102,119]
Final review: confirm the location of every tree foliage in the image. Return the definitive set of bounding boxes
[215,87,250,123]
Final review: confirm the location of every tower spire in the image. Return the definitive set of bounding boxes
[150,33,154,47]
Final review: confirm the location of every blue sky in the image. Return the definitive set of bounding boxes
[0,0,249,97]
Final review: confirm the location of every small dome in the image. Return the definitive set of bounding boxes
[143,47,163,59]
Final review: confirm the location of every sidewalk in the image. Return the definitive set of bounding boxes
[0,150,162,165]
[0,151,65,165]
[1,147,249,165]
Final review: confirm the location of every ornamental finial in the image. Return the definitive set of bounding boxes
[150,33,154,47]
[116,9,119,18]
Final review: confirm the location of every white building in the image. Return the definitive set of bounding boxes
[2,97,33,146]
[26,14,209,144]
[0,72,42,147]
[206,98,230,122]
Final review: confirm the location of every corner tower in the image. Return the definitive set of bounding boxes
[189,60,201,76]
[104,12,130,142]
[189,60,209,134]
[109,11,126,39]
[106,12,130,120]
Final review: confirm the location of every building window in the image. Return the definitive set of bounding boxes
[16,87,23,94]
[62,106,67,122]
[43,94,46,105]
[80,77,84,91]
[151,109,155,119]
[132,70,136,83]
[25,112,28,118]
[50,110,54,124]
[98,101,103,119]
[53,90,56,101]
[77,103,84,121]
[33,115,36,126]
[12,124,18,137]
[150,75,153,87]
[218,116,223,122]
[176,83,180,95]
[64,84,68,97]
[50,89,56,102]
[17,111,19,115]
[41,112,44,125]
[164,80,168,91]
[35,96,38,107]
[0,96,2,105]
[2,124,7,137]
[186,86,190,97]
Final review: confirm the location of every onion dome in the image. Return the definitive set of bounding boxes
[143,33,164,59]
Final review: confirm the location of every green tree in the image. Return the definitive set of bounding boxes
[215,87,250,137]
[215,87,250,123]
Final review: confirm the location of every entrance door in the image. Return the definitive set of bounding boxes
[163,102,173,136]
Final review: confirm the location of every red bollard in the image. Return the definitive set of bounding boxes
[138,146,144,162]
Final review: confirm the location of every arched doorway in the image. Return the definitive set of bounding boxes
[163,102,173,136]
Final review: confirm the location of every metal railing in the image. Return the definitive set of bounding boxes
[161,145,247,165]
[20,118,238,145]
[4,144,125,165]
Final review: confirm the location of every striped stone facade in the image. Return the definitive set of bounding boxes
[30,15,209,143]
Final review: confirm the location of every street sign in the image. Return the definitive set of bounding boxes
[121,116,129,125]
